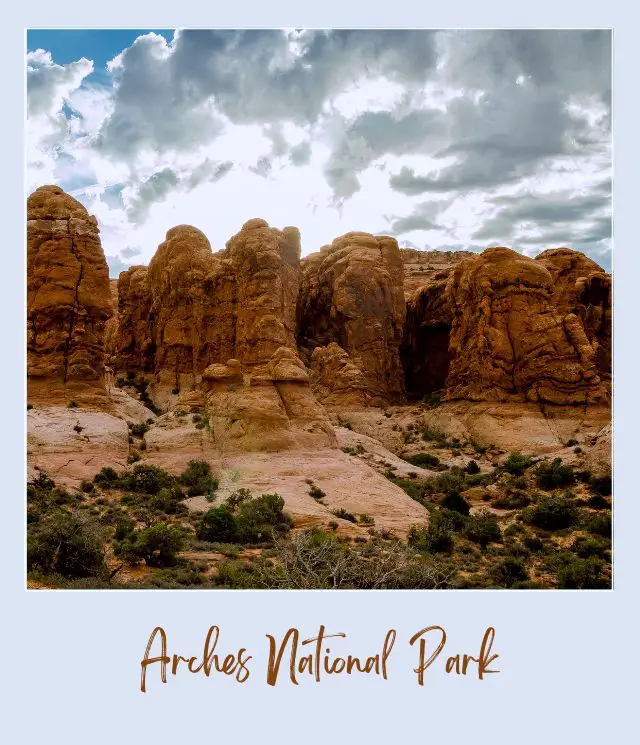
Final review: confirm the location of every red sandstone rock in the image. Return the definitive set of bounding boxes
[298,232,406,404]
[27,185,112,403]
[444,247,606,405]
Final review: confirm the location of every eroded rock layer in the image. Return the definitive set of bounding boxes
[297,232,406,405]
[27,185,113,402]
[444,247,607,405]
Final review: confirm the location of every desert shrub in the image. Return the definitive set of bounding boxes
[328,521,339,531]
[130,422,149,437]
[556,556,609,589]
[463,509,501,549]
[574,447,583,454]
[224,488,250,511]
[534,458,574,490]
[67,400,79,409]
[427,467,467,496]
[465,460,480,475]
[359,514,374,525]
[571,535,610,559]
[342,422,352,430]
[566,439,579,447]
[73,424,83,433]
[120,463,177,495]
[309,485,326,500]
[196,506,237,543]
[584,494,611,510]
[388,476,427,502]
[491,557,529,587]
[179,459,218,497]
[192,413,202,424]
[114,516,136,541]
[523,534,545,552]
[522,494,579,531]
[420,425,446,443]
[404,452,440,468]
[422,392,441,407]
[502,452,533,476]
[408,471,418,479]
[27,510,106,578]
[235,493,292,543]
[581,512,611,538]
[94,466,119,485]
[441,491,471,516]
[115,523,186,567]
[491,491,531,509]
[151,486,186,515]
[408,512,454,554]
[332,508,357,523]
[27,403,33,410]
[384,410,392,418]
[80,480,94,494]
[589,475,612,497]
[128,451,141,464]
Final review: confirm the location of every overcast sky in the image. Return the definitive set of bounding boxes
[26,29,612,275]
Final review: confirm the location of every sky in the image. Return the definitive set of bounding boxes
[26,29,612,276]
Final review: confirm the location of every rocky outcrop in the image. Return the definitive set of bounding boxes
[309,342,370,407]
[400,248,474,297]
[224,219,301,369]
[536,248,611,382]
[444,247,606,405]
[111,219,301,406]
[27,185,113,403]
[297,232,406,405]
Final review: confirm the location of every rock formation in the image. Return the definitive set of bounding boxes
[400,247,475,297]
[27,185,113,403]
[111,219,301,405]
[444,247,606,405]
[309,342,370,407]
[536,248,611,382]
[297,232,406,405]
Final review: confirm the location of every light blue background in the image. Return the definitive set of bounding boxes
[4,3,637,743]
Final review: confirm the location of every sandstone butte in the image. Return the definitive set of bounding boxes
[27,186,612,534]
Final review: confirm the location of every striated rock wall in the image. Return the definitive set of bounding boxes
[297,232,406,405]
[27,185,112,403]
[536,248,611,382]
[444,247,607,405]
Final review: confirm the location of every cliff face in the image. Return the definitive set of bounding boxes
[444,247,606,405]
[536,248,612,383]
[27,185,113,402]
[297,232,406,406]
[26,185,611,418]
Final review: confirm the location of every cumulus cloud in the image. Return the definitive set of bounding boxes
[26,29,611,270]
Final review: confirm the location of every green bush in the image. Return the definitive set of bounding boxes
[309,485,326,500]
[408,512,454,554]
[589,475,612,497]
[502,452,533,476]
[491,491,531,510]
[571,536,610,559]
[441,491,471,516]
[27,510,106,578]
[80,480,94,493]
[151,485,186,514]
[235,493,291,543]
[491,557,529,588]
[556,556,609,589]
[333,508,357,523]
[581,512,611,538]
[196,506,237,543]
[534,458,574,490]
[359,514,374,525]
[463,509,501,549]
[403,452,440,468]
[120,463,177,495]
[94,466,119,485]
[130,422,150,437]
[179,459,218,497]
[465,460,480,475]
[226,488,252,510]
[522,494,579,531]
[115,523,186,567]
